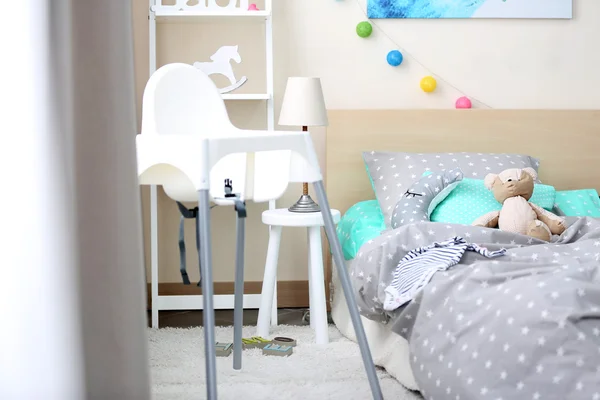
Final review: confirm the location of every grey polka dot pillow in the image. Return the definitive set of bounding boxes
[363,151,540,228]
[391,168,464,229]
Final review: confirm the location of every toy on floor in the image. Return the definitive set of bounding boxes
[262,343,293,357]
[273,336,297,347]
[241,336,272,349]
[472,167,566,241]
[215,342,233,357]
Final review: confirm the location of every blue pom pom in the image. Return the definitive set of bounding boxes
[386,50,403,67]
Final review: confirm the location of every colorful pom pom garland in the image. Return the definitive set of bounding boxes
[356,21,373,38]
[455,96,472,109]
[341,0,491,108]
[386,50,403,66]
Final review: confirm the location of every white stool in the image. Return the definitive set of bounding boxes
[256,208,341,345]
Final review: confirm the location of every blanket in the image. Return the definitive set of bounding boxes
[349,217,600,399]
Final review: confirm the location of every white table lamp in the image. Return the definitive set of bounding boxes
[278,77,328,213]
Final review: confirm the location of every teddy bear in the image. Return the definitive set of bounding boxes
[472,167,566,241]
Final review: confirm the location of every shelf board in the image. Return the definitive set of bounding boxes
[221,93,270,100]
[153,7,271,22]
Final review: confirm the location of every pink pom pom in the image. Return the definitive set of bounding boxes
[248,3,259,10]
[455,96,472,109]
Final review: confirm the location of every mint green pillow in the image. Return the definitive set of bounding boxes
[336,200,385,260]
[430,178,556,225]
[554,189,600,217]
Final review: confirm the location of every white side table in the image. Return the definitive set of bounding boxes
[256,208,341,344]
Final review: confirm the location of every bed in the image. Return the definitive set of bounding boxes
[324,110,600,398]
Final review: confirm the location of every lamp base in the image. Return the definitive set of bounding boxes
[288,194,320,213]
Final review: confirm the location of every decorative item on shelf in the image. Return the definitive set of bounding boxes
[356,21,373,38]
[386,50,403,66]
[279,77,329,213]
[456,96,472,109]
[420,76,437,93]
[193,45,248,94]
[160,0,250,12]
[248,3,259,11]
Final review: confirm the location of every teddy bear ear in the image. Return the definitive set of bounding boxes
[522,167,538,180]
[483,173,498,190]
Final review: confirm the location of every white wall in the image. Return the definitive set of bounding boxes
[133,0,598,285]
[276,0,599,109]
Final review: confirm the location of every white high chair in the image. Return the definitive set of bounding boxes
[136,63,382,400]
[140,61,286,328]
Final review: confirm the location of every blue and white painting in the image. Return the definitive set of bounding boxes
[367,0,572,19]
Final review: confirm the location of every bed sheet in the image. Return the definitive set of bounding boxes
[330,258,418,391]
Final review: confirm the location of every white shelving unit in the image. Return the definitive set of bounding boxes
[154,9,271,20]
[147,0,275,328]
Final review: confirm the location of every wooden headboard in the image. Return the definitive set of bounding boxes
[325,110,600,215]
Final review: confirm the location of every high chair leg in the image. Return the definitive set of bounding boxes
[233,202,246,371]
[198,189,217,400]
[313,181,383,400]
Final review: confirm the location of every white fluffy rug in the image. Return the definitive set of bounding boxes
[148,324,421,400]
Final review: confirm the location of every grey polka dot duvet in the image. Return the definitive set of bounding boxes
[349,217,600,399]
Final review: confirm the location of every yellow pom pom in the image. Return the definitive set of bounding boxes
[420,76,437,93]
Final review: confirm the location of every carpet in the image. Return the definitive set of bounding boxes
[148,324,421,400]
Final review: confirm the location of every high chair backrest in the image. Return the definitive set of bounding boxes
[141,63,230,137]
[138,63,302,204]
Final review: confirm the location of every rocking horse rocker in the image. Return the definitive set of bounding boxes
[193,45,248,93]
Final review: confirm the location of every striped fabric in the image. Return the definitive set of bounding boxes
[383,237,506,311]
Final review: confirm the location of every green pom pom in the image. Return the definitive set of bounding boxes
[356,21,372,38]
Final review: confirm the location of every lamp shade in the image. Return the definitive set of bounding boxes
[278,77,328,127]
